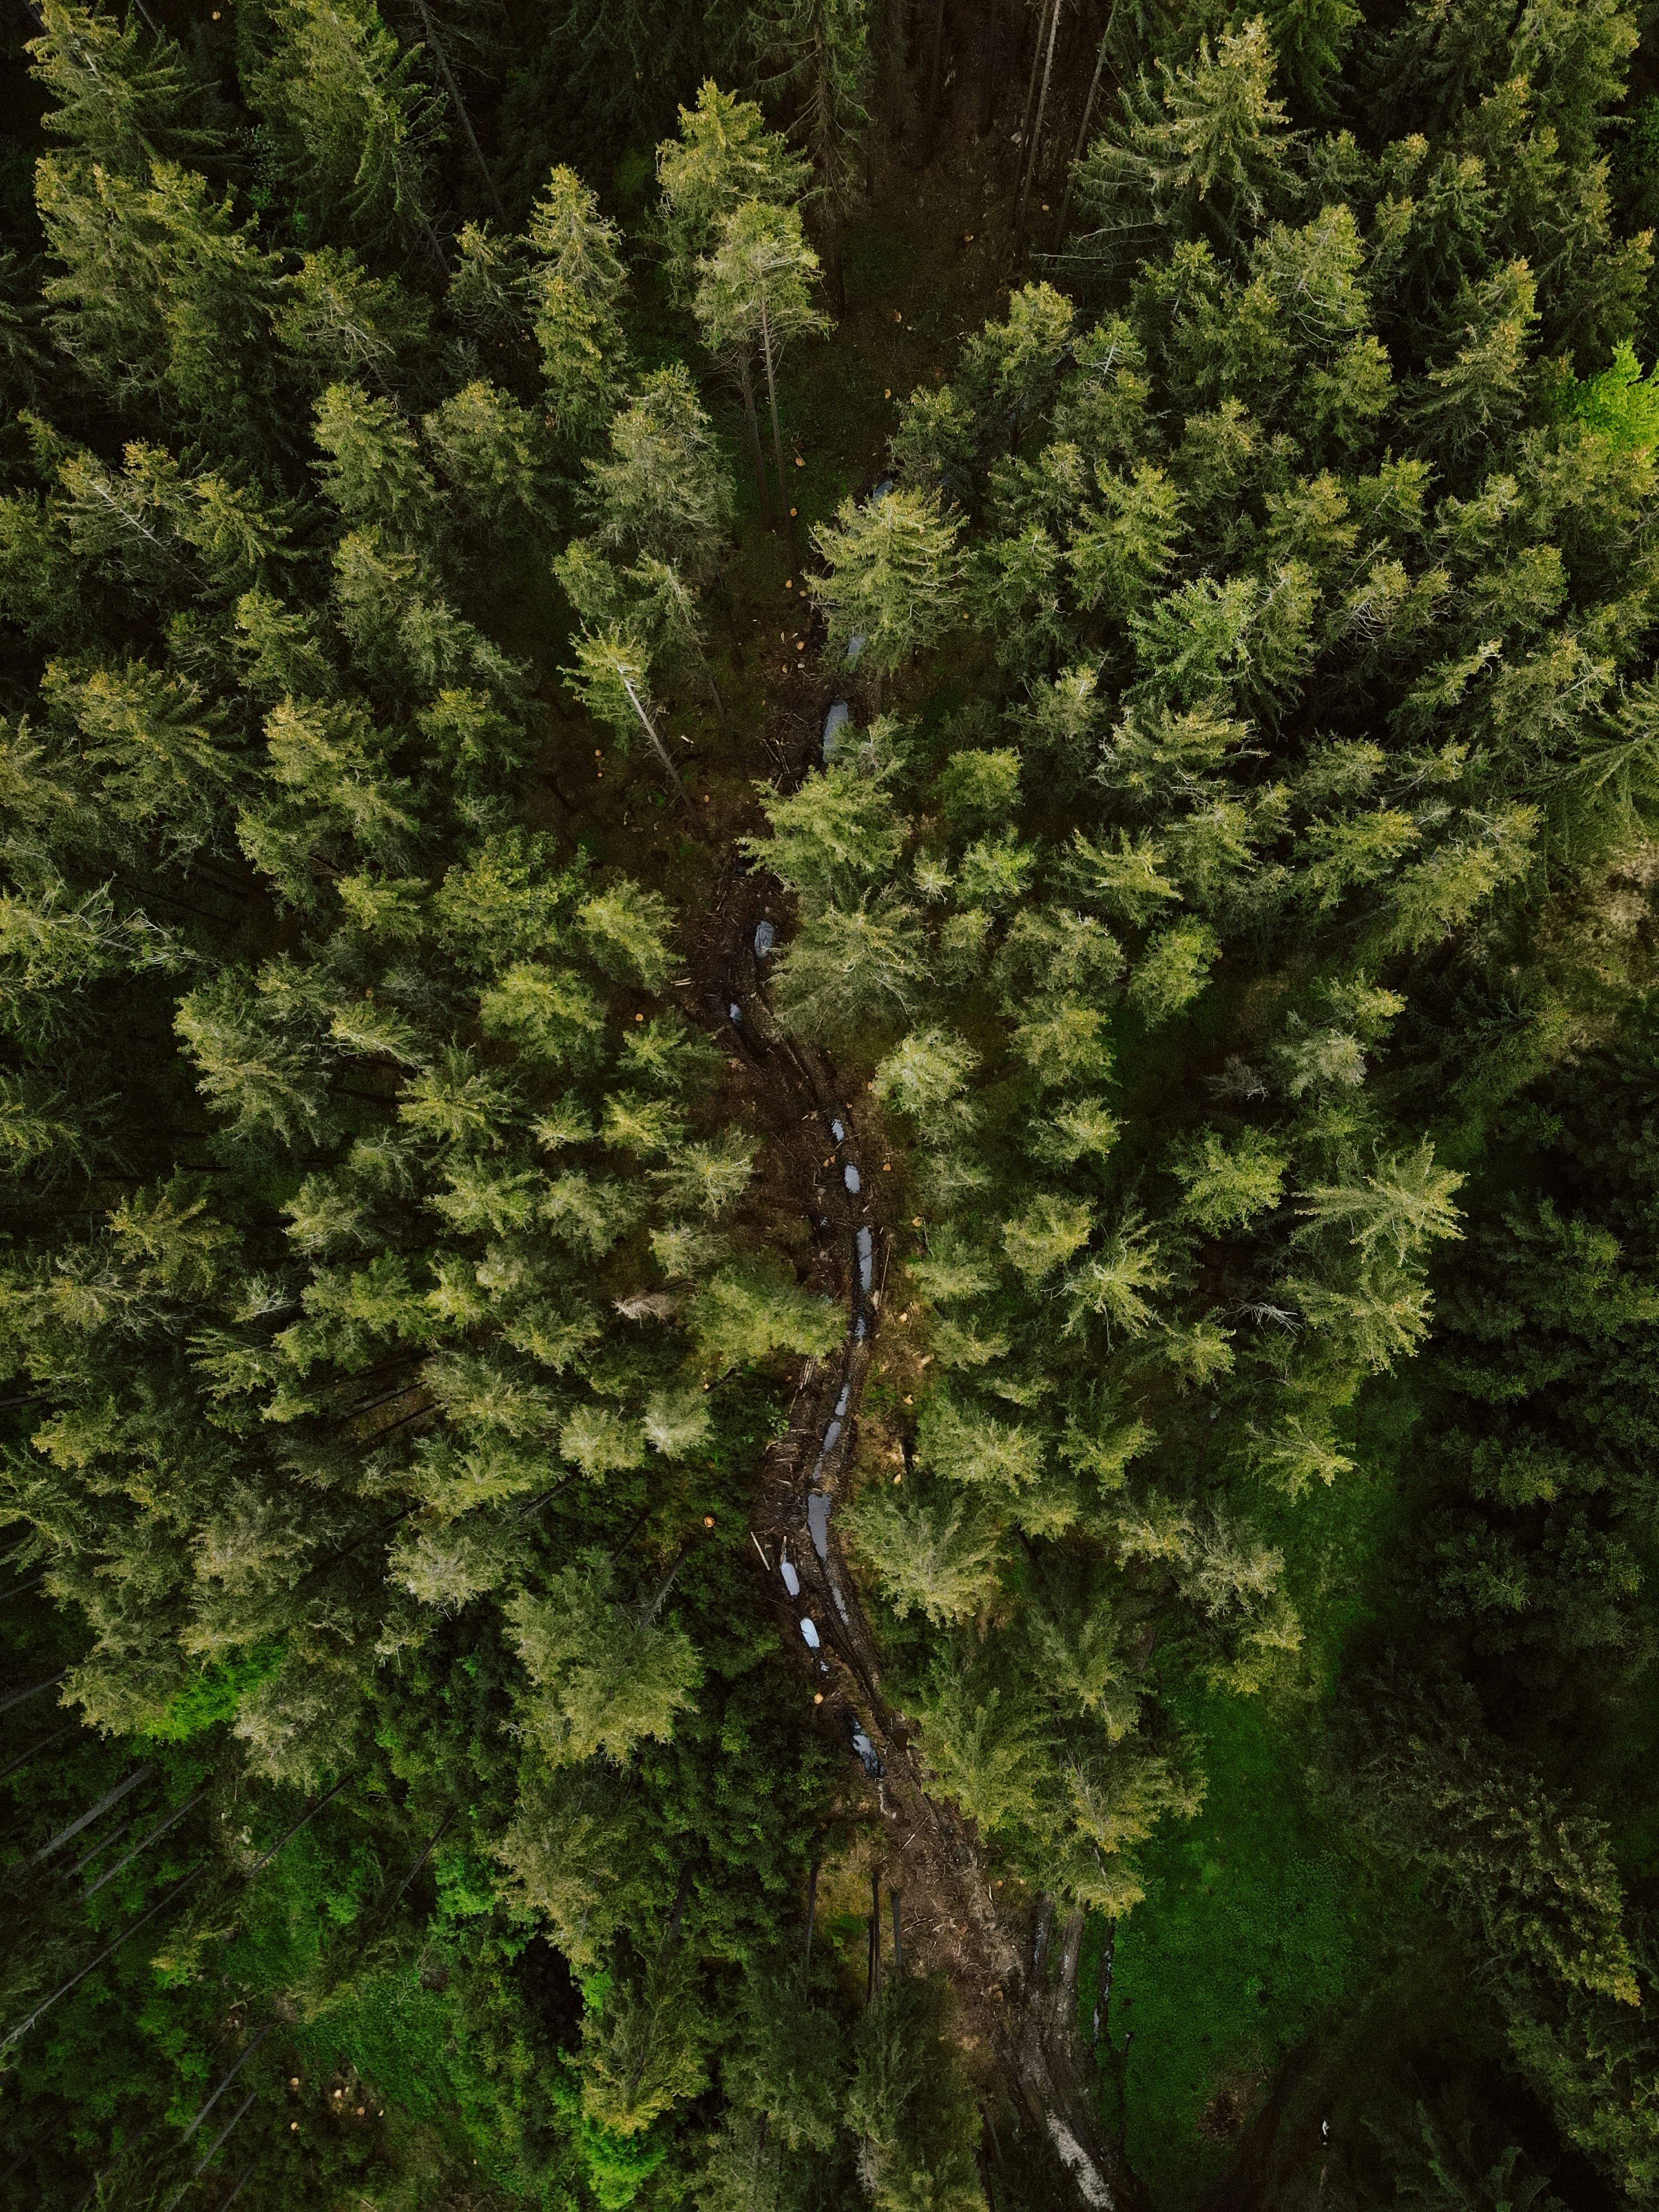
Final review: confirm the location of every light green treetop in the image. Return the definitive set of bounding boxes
[692,196,828,364]
[583,364,734,578]
[656,79,810,298]
[810,486,963,674]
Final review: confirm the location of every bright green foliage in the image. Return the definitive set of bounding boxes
[1561,338,1659,450]
[527,166,630,445]
[871,1026,978,1131]
[744,757,907,906]
[934,746,1020,830]
[844,1481,1003,1625]
[1171,1127,1288,1234]
[656,80,810,299]
[811,487,962,674]
[31,0,222,175]
[771,894,929,1048]
[580,1948,707,2137]
[692,195,826,373]
[509,1562,702,1767]
[583,364,733,578]
[686,1255,841,1371]
[1073,18,1294,258]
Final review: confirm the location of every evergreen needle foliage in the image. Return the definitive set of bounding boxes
[6,0,1659,2206]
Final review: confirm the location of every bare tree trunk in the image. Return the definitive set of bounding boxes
[1054,1907,1086,2037]
[1031,1891,1054,1978]
[66,1817,131,1882]
[639,1540,693,1625]
[1014,0,1063,258]
[373,1810,456,1932]
[737,353,774,530]
[759,299,799,571]
[921,0,948,161]
[29,1765,153,1867]
[2,1866,203,2054]
[825,199,849,319]
[881,0,911,148]
[246,1773,354,1877]
[978,0,1009,132]
[1051,18,1113,253]
[1013,0,1054,194]
[0,1724,75,1786]
[85,1791,207,1898]
[0,1670,65,1718]
[419,207,449,275]
[410,0,504,219]
[868,1864,882,1999]
[619,675,696,817]
[180,2025,275,2145]
[166,2086,257,2210]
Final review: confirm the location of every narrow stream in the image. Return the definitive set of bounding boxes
[684,701,1128,2212]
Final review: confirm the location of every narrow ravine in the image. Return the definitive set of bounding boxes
[676,697,1133,2211]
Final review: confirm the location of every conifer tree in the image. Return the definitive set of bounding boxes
[811,486,962,685]
[750,0,872,315]
[659,82,808,525]
[249,0,447,259]
[527,165,630,449]
[695,198,827,552]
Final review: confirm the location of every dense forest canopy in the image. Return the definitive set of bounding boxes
[6,0,1659,2205]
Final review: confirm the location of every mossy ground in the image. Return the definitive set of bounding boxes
[1085,1383,1425,2204]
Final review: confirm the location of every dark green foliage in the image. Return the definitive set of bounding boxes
[8,0,1659,2204]
[0,12,854,2204]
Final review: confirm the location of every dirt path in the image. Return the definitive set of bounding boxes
[676,692,1136,2212]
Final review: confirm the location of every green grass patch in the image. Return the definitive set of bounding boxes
[1104,1683,1370,2205]
[1097,1383,1419,2204]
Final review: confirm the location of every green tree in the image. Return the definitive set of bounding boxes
[583,364,733,578]
[36,159,283,447]
[810,487,962,685]
[656,79,810,297]
[658,81,809,526]
[527,165,630,448]
[695,197,828,554]
[685,1255,841,1370]
[1171,1127,1288,1234]
[847,1975,987,2212]
[249,0,446,257]
[508,1558,702,1767]
[581,1948,708,2137]
[29,0,223,176]
[1072,17,1294,263]
[751,0,872,315]
[562,624,693,810]
[844,1481,1003,1625]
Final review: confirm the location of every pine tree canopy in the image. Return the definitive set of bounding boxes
[7,1,1659,2206]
